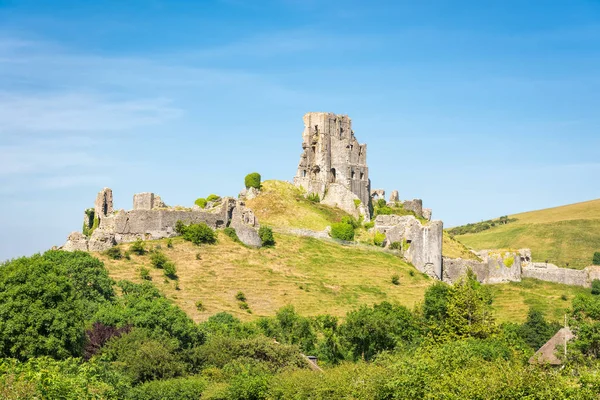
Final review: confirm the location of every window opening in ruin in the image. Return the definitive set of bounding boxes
[330,168,336,183]
[351,170,356,179]
[360,172,364,180]
[406,239,412,244]
[302,170,307,178]
[102,199,108,216]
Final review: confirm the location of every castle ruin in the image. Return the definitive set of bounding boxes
[294,112,371,219]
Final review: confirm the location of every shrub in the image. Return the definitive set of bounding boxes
[331,222,355,241]
[206,194,220,202]
[224,227,240,243]
[594,252,600,266]
[504,256,515,268]
[127,377,208,400]
[196,301,205,312]
[180,223,217,245]
[239,301,250,311]
[390,241,403,250]
[307,193,320,203]
[130,239,146,255]
[236,291,247,302]
[167,238,173,248]
[391,274,400,285]
[104,246,122,260]
[377,198,387,208]
[163,262,177,280]
[175,220,186,235]
[83,322,131,360]
[196,252,202,260]
[592,279,600,295]
[259,226,275,247]
[341,216,359,229]
[409,270,415,277]
[139,267,151,281]
[363,221,375,230]
[561,294,568,301]
[194,198,207,209]
[245,172,262,189]
[373,231,386,247]
[150,250,169,269]
[354,199,361,208]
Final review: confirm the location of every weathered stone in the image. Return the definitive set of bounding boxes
[422,208,432,221]
[293,112,371,220]
[246,187,260,200]
[389,190,399,203]
[133,192,155,210]
[321,183,363,219]
[230,200,261,247]
[62,231,88,251]
[371,189,385,201]
[443,250,522,284]
[154,195,167,208]
[375,215,443,279]
[402,199,423,218]
[88,230,116,252]
[94,188,113,220]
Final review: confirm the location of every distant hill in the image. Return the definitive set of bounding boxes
[451,199,600,269]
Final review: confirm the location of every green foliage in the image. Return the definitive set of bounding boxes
[166,239,173,248]
[391,274,400,285]
[258,226,275,247]
[306,192,320,203]
[126,376,207,400]
[340,302,420,361]
[139,267,151,281]
[244,172,262,190]
[150,250,169,269]
[206,194,221,202]
[423,281,452,323]
[163,262,177,280]
[177,222,217,245]
[341,216,359,229]
[353,199,361,208]
[373,231,386,247]
[195,198,207,209]
[517,308,561,350]
[389,241,402,250]
[223,227,240,243]
[594,252,600,266]
[94,281,205,350]
[104,246,122,260]
[195,300,205,312]
[99,328,187,383]
[377,198,387,208]
[235,291,247,302]
[504,256,515,268]
[256,306,317,354]
[446,216,517,236]
[363,221,375,230]
[130,239,146,255]
[82,208,100,237]
[0,251,114,360]
[330,222,355,241]
[593,279,600,295]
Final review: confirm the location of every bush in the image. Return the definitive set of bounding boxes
[236,291,247,302]
[167,239,173,248]
[373,231,386,247]
[179,222,217,245]
[163,262,177,280]
[150,251,169,269]
[245,172,262,189]
[139,267,151,281]
[307,193,320,203]
[196,301,205,312]
[258,226,275,247]
[206,194,220,202]
[354,199,361,208]
[224,227,240,243]
[130,239,146,255]
[594,252,600,266]
[127,376,208,400]
[592,279,600,295]
[377,198,387,208]
[104,246,122,260]
[331,222,355,241]
[194,198,207,209]
[341,216,359,229]
[390,242,403,250]
[391,274,400,285]
[239,301,250,311]
[363,221,375,230]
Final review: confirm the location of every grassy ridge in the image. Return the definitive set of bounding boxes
[454,199,600,268]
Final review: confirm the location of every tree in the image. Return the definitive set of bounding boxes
[518,308,561,350]
[594,252,600,266]
[258,226,275,247]
[245,173,261,190]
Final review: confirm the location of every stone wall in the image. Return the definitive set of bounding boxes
[63,188,262,251]
[522,264,588,287]
[293,112,371,219]
[443,250,522,284]
[375,215,443,279]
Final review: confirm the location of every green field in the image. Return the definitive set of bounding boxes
[454,199,600,268]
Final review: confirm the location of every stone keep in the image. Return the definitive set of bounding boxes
[294,112,371,218]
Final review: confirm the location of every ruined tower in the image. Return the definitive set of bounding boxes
[294,112,371,219]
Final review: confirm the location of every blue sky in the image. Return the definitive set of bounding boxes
[1,0,599,260]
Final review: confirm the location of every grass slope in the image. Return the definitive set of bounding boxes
[99,233,587,325]
[455,199,600,268]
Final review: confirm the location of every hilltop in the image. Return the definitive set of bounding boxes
[96,181,587,324]
[451,199,600,269]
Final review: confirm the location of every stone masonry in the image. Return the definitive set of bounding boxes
[294,112,371,219]
[64,188,262,251]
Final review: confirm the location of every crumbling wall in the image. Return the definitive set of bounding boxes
[443,250,522,284]
[293,112,371,219]
[522,265,588,287]
[375,215,443,279]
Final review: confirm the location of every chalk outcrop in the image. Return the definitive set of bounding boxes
[294,112,371,220]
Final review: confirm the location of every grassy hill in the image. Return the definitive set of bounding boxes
[452,199,600,269]
[96,181,589,325]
